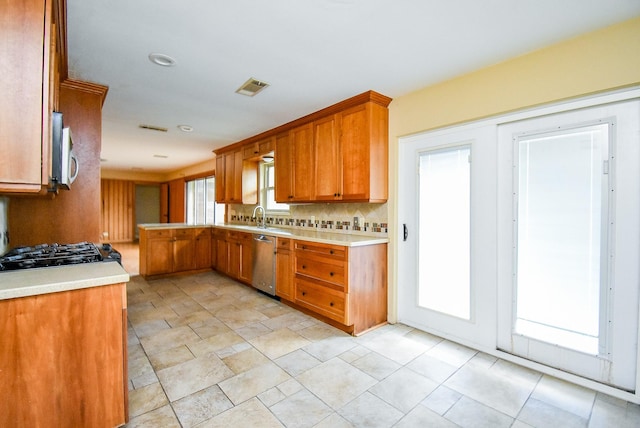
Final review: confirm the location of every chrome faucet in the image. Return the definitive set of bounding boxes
[252,205,266,229]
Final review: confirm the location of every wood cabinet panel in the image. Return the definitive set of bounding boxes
[101,179,135,242]
[8,81,108,247]
[216,151,258,204]
[168,178,185,223]
[0,0,53,192]
[290,123,314,201]
[314,114,341,200]
[276,238,293,301]
[275,133,293,202]
[195,228,211,269]
[139,227,210,278]
[293,239,386,335]
[0,283,128,427]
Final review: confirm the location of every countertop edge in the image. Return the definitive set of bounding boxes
[0,262,131,300]
[139,223,389,246]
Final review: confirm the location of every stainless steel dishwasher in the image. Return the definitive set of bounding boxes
[252,234,276,296]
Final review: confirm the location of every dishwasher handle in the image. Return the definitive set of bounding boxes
[254,234,273,242]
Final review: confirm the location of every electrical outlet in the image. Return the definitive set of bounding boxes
[353,216,359,227]
[310,215,315,223]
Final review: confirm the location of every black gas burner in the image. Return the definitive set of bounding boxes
[0,242,121,271]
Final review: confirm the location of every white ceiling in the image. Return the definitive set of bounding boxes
[66,0,640,174]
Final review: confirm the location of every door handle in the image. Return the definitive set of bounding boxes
[403,224,408,241]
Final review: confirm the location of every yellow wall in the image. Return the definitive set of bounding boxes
[387,16,640,322]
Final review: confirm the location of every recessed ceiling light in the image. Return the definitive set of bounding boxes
[153,154,169,158]
[235,77,269,97]
[100,158,107,162]
[148,53,176,67]
[177,125,193,132]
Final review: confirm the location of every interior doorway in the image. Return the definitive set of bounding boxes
[135,185,160,240]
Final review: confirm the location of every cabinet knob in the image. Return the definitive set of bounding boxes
[329,302,334,307]
[329,250,334,254]
[302,265,306,269]
[329,272,334,276]
[302,291,306,296]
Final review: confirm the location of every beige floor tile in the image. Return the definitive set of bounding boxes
[357,331,431,365]
[167,310,214,328]
[234,321,273,340]
[350,351,401,380]
[125,404,181,428]
[445,396,514,428]
[139,325,201,355]
[260,311,312,331]
[303,335,356,362]
[425,339,478,368]
[214,305,269,329]
[270,389,333,427]
[157,354,235,402]
[222,346,270,374]
[133,319,171,338]
[395,404,459,428]
[313,412,354,428]
[172,385,233,428]
[250,328,311,359]
[421,385,462,415]
[195,397,283,428]
[188,316,232,340]
[517,397,587,428]
[128,382,168,418]
[444,363,536,417]
[148,344,195,371]
[531,375,596,419]
[218,361,291,405]
[297,358,377,409]
[188,330,246,357]
[337,391,404,427]
[406,353,459,383]
[274,349,322,376]
[369,367,439,413]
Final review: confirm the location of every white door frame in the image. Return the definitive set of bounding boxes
[395,86,640,403]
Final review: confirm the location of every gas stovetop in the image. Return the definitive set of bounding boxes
[0,242,121,271]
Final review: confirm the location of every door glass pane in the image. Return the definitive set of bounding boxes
[515,124,609,355]
[418,146,471,319]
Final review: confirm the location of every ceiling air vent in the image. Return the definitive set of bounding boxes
[235,78,269,97]
[139,124,168,132]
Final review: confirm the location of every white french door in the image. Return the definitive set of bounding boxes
[398,93,640,394]
[398,126,497,348]
[497,100,640,391]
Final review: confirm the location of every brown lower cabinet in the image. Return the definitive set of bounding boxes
[0,283,128,427]
[213,229,253,285]
[290,239,387,336]
[139,227,211,278]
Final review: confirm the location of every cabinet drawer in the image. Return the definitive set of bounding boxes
[295,278,347,323]
[227,230,251,242]
[294,241,346,260]
[295,256,345,289]
[145,229,172,239]
[212,228,227,239]
[194,228,211,238]
[277,237,292,250]
[174,228,195,238]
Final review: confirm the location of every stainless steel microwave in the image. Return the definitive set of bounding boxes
[50,112,79,191]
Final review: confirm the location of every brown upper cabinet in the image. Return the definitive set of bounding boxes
[214,90,391,204]
[215,150,258,204]
[0,0,62,194]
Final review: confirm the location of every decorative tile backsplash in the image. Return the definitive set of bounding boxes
[0,197,9,256]
[227,202,388,237]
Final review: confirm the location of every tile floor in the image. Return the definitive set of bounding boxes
[123,270,640,428]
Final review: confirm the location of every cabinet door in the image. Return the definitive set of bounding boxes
[228,240,241,279]
[276,238,293,301]
[339,103,371,201]
[238,239,253,284]
[224,152,236,202]
[290,123,314,201]
[194,228,211,269]
[146,238,173,276]
[215,155,225,203]
[275,133,293,202]
[0,0,51,192]
[232,150,243,203]
[314,114,341,201]
[173,229,195,272]
[216,238,228,274]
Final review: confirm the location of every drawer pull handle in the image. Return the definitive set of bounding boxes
[302,291,306,296]
[302,265,306,269]
[329,250,334,254]
[329,272,334,276]
[330,302,334,307]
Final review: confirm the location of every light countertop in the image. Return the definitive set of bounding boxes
[0,262,130,300]
[139,223,388,247]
